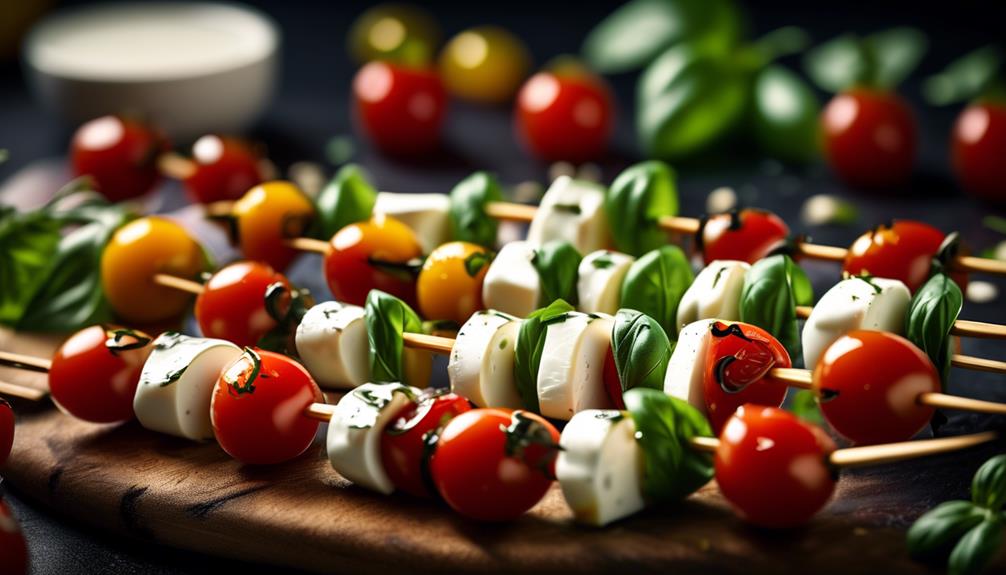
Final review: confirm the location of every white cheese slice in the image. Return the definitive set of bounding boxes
[526,176,610,253]
[480,318,523,409]
[326,383,417,494]
[577,250,635,315]
[663,319,717,415]
[676,260,750,335]
[802,277,911,370]
[557,410,646,526]
[295,301,370,390]
[448,310,516,406]
[372,192,451,252]
[537,312,615,420]
[482,240,541,317]
[134,332,242,441]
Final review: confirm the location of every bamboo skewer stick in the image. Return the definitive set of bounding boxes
[0,350,52,373]
[152,273,204,295]
[795,305,1004,339]
[0,380,48,401]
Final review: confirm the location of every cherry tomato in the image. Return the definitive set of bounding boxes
[699,209,789,265]
[183,135,264,204]
[430,409,559,521]
[353,61,446,157]
[843,220,964,293]
[0,399,13,467]
[70,115,167,201]
[516,69,613,162]
[324,214,423,307]
[48,325,152,423]
[0,498,28,575]
[348,3,440,65]
[952,102,1006,203]
[380,390,472,497]
[416,241,490,324]
[439,26,530,104]
[821,88,916,188]
[211,348,323,465]
[194,261,288,347]
[715,405,837,528]
[814,330,939,445]
[703,322,791,433]
[232,181,315,271]
[101,217,208,324]
[602,344,624,410]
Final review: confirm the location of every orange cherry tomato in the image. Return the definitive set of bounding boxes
[700,209,790,265]
[194,261,289,347]
[439,26,530,104]
[416,241,491,324]
[324,214,423,307]
[183,135,264,204]
[70,115,167,201]
[843,220,964,293]
[0,399,13,467]
[0,498,28,575]
[232,181,315,271]
[516,69,613,162]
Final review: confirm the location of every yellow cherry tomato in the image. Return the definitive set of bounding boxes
[439,26,531,104]
[232,181,315,271]
[348,3,441,65]
[101,216,208,323]
[324,214,423,307]
[416,241,491,324]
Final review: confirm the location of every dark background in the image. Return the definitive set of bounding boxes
[2,1,1006,573]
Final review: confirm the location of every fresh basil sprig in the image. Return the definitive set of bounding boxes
[924,46,1003,106]
[905,272,963,384]
[448,171,503,249]
[531,241,582,307]
[605,161,678,256]
[365,290,424,385]
[513,299,575,413]
[314,163,377,239]
[803,27,928,92]
[619,245,693,338]
[611,309,673,395]
[738,254,812,360]
[752,64,822,163]
[624,387,714,503]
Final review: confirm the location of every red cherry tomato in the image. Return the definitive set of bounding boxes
[70,115,167,201]
[703,322,791,433]
[324,215,423,307]
[821,88,916,188]
[715,405,837,528]
[0,498,28,575]
[814,330,940,445]
[353,61,446,157]
[211,348,323,465]
[183,135,264,204]
[516,70,613,162]
[195,261,289,347]
[952,102,1006,203]
[700,209,790,265]
[48,325,152,423]
[430,409,559,521]
[0,399,13,468]
[380,390,472,497]
[602,345,624,410]
[843,220,964,293]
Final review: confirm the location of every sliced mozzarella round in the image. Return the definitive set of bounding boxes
[326,382,417,494]
[802,277,911,370]
[134,332,242,441]
[537,312,615,420]
[372,192,450,253]
[676,260,750,334]
[526,176,610,253]
[480,319,522,409]
[448,310,516,406]
[577,250,635,315]
[663,319,718,415]
[482,241,541,317]
[295,301,370,390]
[557,410,646,526]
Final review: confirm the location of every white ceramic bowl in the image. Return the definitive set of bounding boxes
[24,2,279,140]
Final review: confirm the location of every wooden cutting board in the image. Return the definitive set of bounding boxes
[1,330,1002,574]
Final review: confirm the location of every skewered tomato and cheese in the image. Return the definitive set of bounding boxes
[294,301,371,389]
[416,241,492,324]
[324,214,423,308]
[676,260,749,331]
[526,176,611,253]
[698,209,790,265]
[194,261,291,347]
[843,221,966,292]
[230,181,315,271]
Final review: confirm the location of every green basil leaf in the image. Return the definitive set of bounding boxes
[738,254,808,359]
[531,241,583,307]
[612,309,673,394]
[605,161,679,256]
[924,46,1003,106]
[867,27,928,90]
[905,272,962,384]
[787,389,824,425]
[907,500,987,560]
[972,454,1006,511]
[448,171,503,248]
[513,299,575,413]
[803,33,868,92]
[752,64,821,163]
[0,208,61,324]
[365,290,424,385]
[624,387,714,503]
[804,28,927,92]
[620,245,693,338]
[315,164,377,239]
[949,518,1004,575]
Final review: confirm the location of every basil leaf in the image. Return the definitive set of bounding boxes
[752,64,821,164]
[315,164,377,239]
[924,46,1002,106]
[0,208,61,324]
[907,500,987,560]
[513,299,575,413]
[624,387,714,503]
[605,161,678,256]
[803,33,866,92]
[867,27,929,91]
[620,245,693,338]
[739,254,808,359]
[612,309,673,394]
[531,241,582,307]
[365,290,424,385]
[804,28,927,92]
[905,272,962,384]
[448,171,503,248]
[972,454,1006,511]
[788,389,824,425]
[949,519,1003,575]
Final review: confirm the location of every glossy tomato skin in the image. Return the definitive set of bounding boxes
[703,322,791,433]
[700,209,790,265]
[232,181,315,271]
[0,498,28,575]
[822,88,916,188]
[0,399,13,468]
[516,70,613,162]
[48,325,152,423]
[430,409,559,521]
[715,405,837,528]
[842,220,961,293]
[324,214,423,307]
[354,61,446,157]
[602,344,625,410]
[416,242,490,324]
[380,390,472,497]
[183,135,264,204]
[952,102,1006,203]
[211,349,323,465]
[439,26,530,104]
[814,330,939,445]
[71,115,167,201]
[195,261,288,347]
